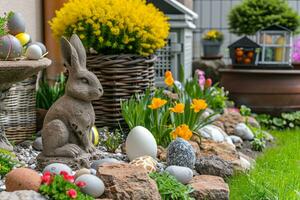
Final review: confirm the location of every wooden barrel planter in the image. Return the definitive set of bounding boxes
[219,68,300,115]
[86,54,156,129]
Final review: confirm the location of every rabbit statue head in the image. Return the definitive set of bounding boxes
[61,34,103,101]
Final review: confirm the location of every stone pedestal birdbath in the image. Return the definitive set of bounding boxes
[0,58,51,151]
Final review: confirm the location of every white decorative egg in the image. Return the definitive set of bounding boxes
[25,44,42,60]
[125,126,157,161]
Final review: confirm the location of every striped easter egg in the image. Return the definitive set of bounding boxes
[89,126,100,146]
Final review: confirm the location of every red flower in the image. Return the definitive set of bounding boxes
[76,181,87,188]
[204,78,212,88]
[41,171,52,185]
[66,189,77,199]
[60,171,75,183]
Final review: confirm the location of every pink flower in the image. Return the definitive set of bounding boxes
[41,171,52,185]
[67,189,77,199]
[60,171,74,183]
[76,181,87,188]
[195,69,206,89]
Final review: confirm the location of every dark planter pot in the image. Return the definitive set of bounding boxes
[202,40,222,57]
[292,62,300,70]
[219,68,300,116]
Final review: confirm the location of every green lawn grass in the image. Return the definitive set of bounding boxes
[229,130,300,200]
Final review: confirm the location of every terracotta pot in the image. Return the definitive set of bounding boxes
[219,68,300,116]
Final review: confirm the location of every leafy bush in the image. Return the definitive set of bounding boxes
[228,0,300,35]
[248,126,266,152]
[0,150,19,177]
[50,0,169,56]
[100,127,123,153]
[256,111,300,130]
[0,12,11,37]
[39,171,93,200]
[36,73,66,110]
[149,172,194,200]
[240,105,252,117]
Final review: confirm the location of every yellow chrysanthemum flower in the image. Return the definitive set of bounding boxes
[171,124,193,140]
[169,103,185,113]
[190,99,207,113]
[148,98,167,110]
[49,0,170,56]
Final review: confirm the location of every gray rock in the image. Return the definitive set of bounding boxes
[195,156,233,178]
[75,174,105,198]
[229,135,243,144]
[0,190,47,200]
[165,165,193,184]
[33,137,43,151]
[234,123,254,140]
[91,158,122,170]
[247,117,260,128]
[198,125,228,142]
[75,168,91,179]
[167,138,196,169]
[43,163,72,175]
[90,168,97,175]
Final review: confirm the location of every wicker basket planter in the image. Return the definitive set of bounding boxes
[0,76,37,143]
[86,54,156,129]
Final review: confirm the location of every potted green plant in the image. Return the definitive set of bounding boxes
[228,0,300,36]
[202,29,223,57]
[49,0,170,129]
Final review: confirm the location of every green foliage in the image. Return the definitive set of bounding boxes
[240,105,251,117]
[256,111,300,130]
[149,172,194,200]
[36,73,66,110]
[39,174,93,200]
[99,127,123,153]
[248,126,266,152]
[0,12,12,37]
[229,130,300,199]
[0,150,19,177]
[228,0,300,35]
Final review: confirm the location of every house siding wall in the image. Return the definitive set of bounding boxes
[0,0,43,42]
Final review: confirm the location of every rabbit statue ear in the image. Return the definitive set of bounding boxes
[60,35,86,72]
[69,34,86,69]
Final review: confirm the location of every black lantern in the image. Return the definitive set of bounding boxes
[228,36,261,68]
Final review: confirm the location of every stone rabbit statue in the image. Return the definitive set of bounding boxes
[41,34,103,160]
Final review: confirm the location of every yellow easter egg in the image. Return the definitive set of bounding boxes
[15,32,30,46]
[89,126,100,146]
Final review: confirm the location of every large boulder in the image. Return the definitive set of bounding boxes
[198,125,228,142]
[0,190,47,200]
[5,168,41,192]
[97,163,161,200]
[190,175,229,200]
[234,123,254,141]
[195,156,233,178]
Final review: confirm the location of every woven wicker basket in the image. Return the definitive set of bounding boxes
[0,76,36,143]
[87,54,156,129]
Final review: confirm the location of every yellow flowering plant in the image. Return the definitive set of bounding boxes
[203,29,223,42]
[171,124,193,141]
[50,0,170,56]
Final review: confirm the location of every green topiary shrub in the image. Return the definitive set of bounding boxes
[228,0,300,35]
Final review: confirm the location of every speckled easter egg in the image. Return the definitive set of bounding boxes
[25,44,42,60]
[166,138,196,169]
[7,12,26,35]
[15,32,31,46]
[28,42,46,54]
[130,155,158,173]
[75,174,105,198]
[0,35,22,60]
[125,126,157,161]
[43,163,72,175]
